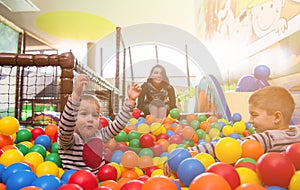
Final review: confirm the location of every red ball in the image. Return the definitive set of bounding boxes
[31,127,45,140]
[150,142,163,157]
[132,108,141,119]
[120,179,144,190]
[144,165,159,177]
[156,133,169,141]
[257,152,295,188]
[206,162,240,189]
[58,184,83,190]
[99,117,109,128]
[68,170,98,190]
[137,175,149,183]
[97,164,118,181]
[285,142,300,170]
[139,134,154,148]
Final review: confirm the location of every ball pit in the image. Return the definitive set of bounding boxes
[0,111,300,190]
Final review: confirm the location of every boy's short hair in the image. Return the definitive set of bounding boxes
[248,86,295,124]
[80,94,101,114]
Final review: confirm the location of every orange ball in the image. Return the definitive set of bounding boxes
[100,180,119,190]
[142,176,178,190]
[182,126,195,140]
[20,186,43,190]
[189,172,231,190]
[200,121,210,132]
[241,139,265,161]
[186,114,197,123]
[0,183,5,190]
[0,134,13,149]
[138,155,153,169]
[121,169,138,179]
[121,151,139,169]
[117,177,131,188]
[45,124,58,137]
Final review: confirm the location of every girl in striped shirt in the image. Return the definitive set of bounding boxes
[58,74,141,174]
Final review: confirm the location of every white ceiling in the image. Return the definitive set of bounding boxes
[0,0,197,54]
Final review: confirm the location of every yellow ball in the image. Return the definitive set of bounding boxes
[20,141,33,148]
[36,161,59,177]
[24,152,44,170]
[109,162,122,179]
[150,122,162,136]
[236,167,261,185]
[215,137,242,164]
[222,125,234,137]
[194,153,216,169]
[0,149,24,167]
[208,128,220,139]
[137,123,150,134]
[233,121,246,134]
[289,170,300,190]
[150,169,164,177]
[0,116,20,135]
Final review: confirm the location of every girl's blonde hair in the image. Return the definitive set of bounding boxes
[248,86,295,125]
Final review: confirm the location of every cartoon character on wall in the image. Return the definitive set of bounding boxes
[216,0,235,37]
[236,65,271,92]
[231,0,288,45]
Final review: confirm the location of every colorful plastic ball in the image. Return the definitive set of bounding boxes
[97,164,118,181]
[24,152,44,170]
[139,134,154,148]
[254,65,270,80]
[34,135,51,150]
[30,127,45,140]
[231,113,242,122]
[206,162,241,190]
[150,122,163,136]
[16,143,29,155]
[222,125,234,137]
[6,170,37,190]
[197,114,207,123]
[28,144,46,158]
[233,121,246,134]
[189,172,231,190]
[99,117,109,128]
[215,137,242,164]
[235,183,265,190]
[289,170,300,190]
[50,142,59,153]
[194,152,215,168]
[142,175,177,190]
[266,186,286,190]
[128,130,140,141]
[16,129,32,142]
[285,142,300,170]
[241,139,264,161]
[20,186,43,190]
[137,123,150,134]
[0,149,24,167]
[167,148,192,172]
[31,175,61,190]
[68,170,98,190]
[100,180,119,190]
[0,134,13,149]
[236,167,261,185]
[58,184,83,190]
[110,150,123,164]
[44,124,58,137]
[177,158,205,187]
[257,152,295,187]
[169,134,183,144]
[132,108,141,119]
[36,161,59,177]
[138,155,153,169]
[2,162,31,183]
[169,108,180,120]
[120,179,144,190]
[121,169,138,180]
[114,131,128,142]
[120,151,139,169]
[0,116,20,135]
[45,153,62,167]
[60,169,77,183]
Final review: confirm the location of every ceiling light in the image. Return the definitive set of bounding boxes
[0,0,40,12]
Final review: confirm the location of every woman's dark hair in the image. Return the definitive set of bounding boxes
[147,64,170,84]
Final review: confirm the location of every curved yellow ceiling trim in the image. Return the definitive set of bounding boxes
[36,11,116,40]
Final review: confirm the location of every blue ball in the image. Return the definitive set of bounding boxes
[2,162,31,183]
[6,170,37,190]
[0,164,6,183]
[266,186,286,190]
[167,148,192,172]
[231,113,242,122]
[229,133,241,139]
[34,135,52,150]
[177,158,205,187]
[60,169,77,183]
[32,175,61,190]
[110,150,123,164]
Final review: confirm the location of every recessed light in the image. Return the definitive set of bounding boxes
[0,0,40,12]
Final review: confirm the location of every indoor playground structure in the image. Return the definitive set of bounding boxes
[1,4,300,189]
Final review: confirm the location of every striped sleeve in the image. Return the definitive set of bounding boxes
[58,96,80,149]
[188,141,218,158]
[99,102,132,143]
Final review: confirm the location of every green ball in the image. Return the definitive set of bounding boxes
[45,152,62,167]
[190,120,200,130]
[29,144,46,158]
[128,138,141,149]
[210,122,222,131]
[50,142,59,153]
[16,143,29,156]
[128,130,140,141]
[182,139,194,147]
[169,108,180,119]
[16,129,32,142]
[179,119,189,125]
[196,129,206,140]
[248,126,256,134]
[139,148,154,157]
[114,131,128,142]
[197,114,207,123]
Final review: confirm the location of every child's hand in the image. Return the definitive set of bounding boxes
[163,161,172,177]
[127,83,141,105]
[72,74,89,101]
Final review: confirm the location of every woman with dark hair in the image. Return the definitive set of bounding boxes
[137,65,176,119]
